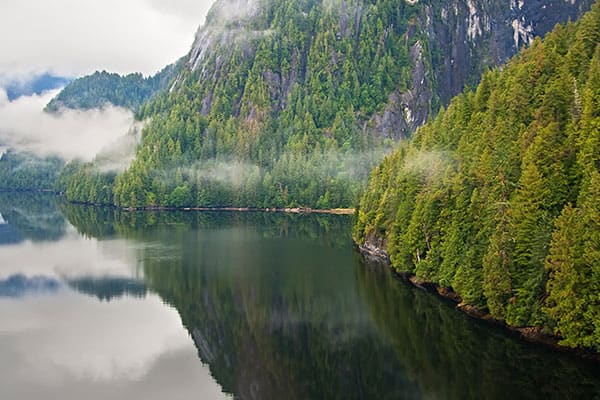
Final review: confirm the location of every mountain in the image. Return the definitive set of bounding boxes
[169,0,593,139]
[45,62,180,112]
[3,73,70,101]
[354,1,600,351]
[58,0,594,209]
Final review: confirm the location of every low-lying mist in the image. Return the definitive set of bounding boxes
[0,88,136,163]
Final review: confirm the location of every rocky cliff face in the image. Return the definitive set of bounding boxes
[427,0,593,106]
[176,0,593,139]
[49,1,593,137]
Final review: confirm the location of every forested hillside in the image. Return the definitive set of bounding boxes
[56,0,592,209]
[45,63,179,112]
[354,2,600,350]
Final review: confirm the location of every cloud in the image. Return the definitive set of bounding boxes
[0,89,135,162]
[0,0,216,79]
[401,149,454,183]
[0,89,8,106]
[206,0,260,24]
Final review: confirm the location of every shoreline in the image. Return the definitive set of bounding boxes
[133,206,355,215]
[358,243,600,363]
[1,189,355,215]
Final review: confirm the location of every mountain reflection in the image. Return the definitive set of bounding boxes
[65,277,147,301]
[2,193,597,400]
[63,205,420,399]
[0,192,66,243]
[0,274,61,297]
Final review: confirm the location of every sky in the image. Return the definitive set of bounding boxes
[0,1,217,162]
[0,0,217,81]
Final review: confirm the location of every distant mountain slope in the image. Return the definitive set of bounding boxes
[354,1,600,351]
[45,61,180,112]
[3,73,71,101]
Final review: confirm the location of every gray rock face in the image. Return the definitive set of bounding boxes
[179,0,594,138]
[427,0,593,107]
[371,39,433,140]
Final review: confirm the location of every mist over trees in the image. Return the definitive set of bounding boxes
[59,0,423,208]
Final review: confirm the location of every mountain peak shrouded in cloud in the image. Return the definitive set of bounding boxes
[45,62,181,113]
[0,0,217,180]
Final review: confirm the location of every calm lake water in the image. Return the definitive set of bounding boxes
[0,192,599,400]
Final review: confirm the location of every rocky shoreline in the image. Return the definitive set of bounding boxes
[358,242,600,363]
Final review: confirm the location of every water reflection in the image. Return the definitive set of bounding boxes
[0,292,227,399]
[357,258,600,399]
[65,276,147,301]
[0,193,599,399]
[0,193,228,400]
[0,192,66,243]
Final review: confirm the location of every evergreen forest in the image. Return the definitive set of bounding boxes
[354,2,600,351]
[58,0,425,208]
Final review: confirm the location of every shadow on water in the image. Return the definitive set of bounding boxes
[356,257,600,400]
[8,193,597,399]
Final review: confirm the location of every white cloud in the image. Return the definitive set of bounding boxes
[0,89,134,161]
[0,88,8,105]
[0,0,216,79]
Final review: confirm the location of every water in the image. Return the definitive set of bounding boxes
[0,192,599,400]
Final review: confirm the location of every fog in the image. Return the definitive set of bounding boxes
[0,89,135,162]
[206,0,259,25]
[402,149,454,183]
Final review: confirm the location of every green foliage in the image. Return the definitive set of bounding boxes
[56,161,116,205]
[354,2,600,350]
[55,0,593,211]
